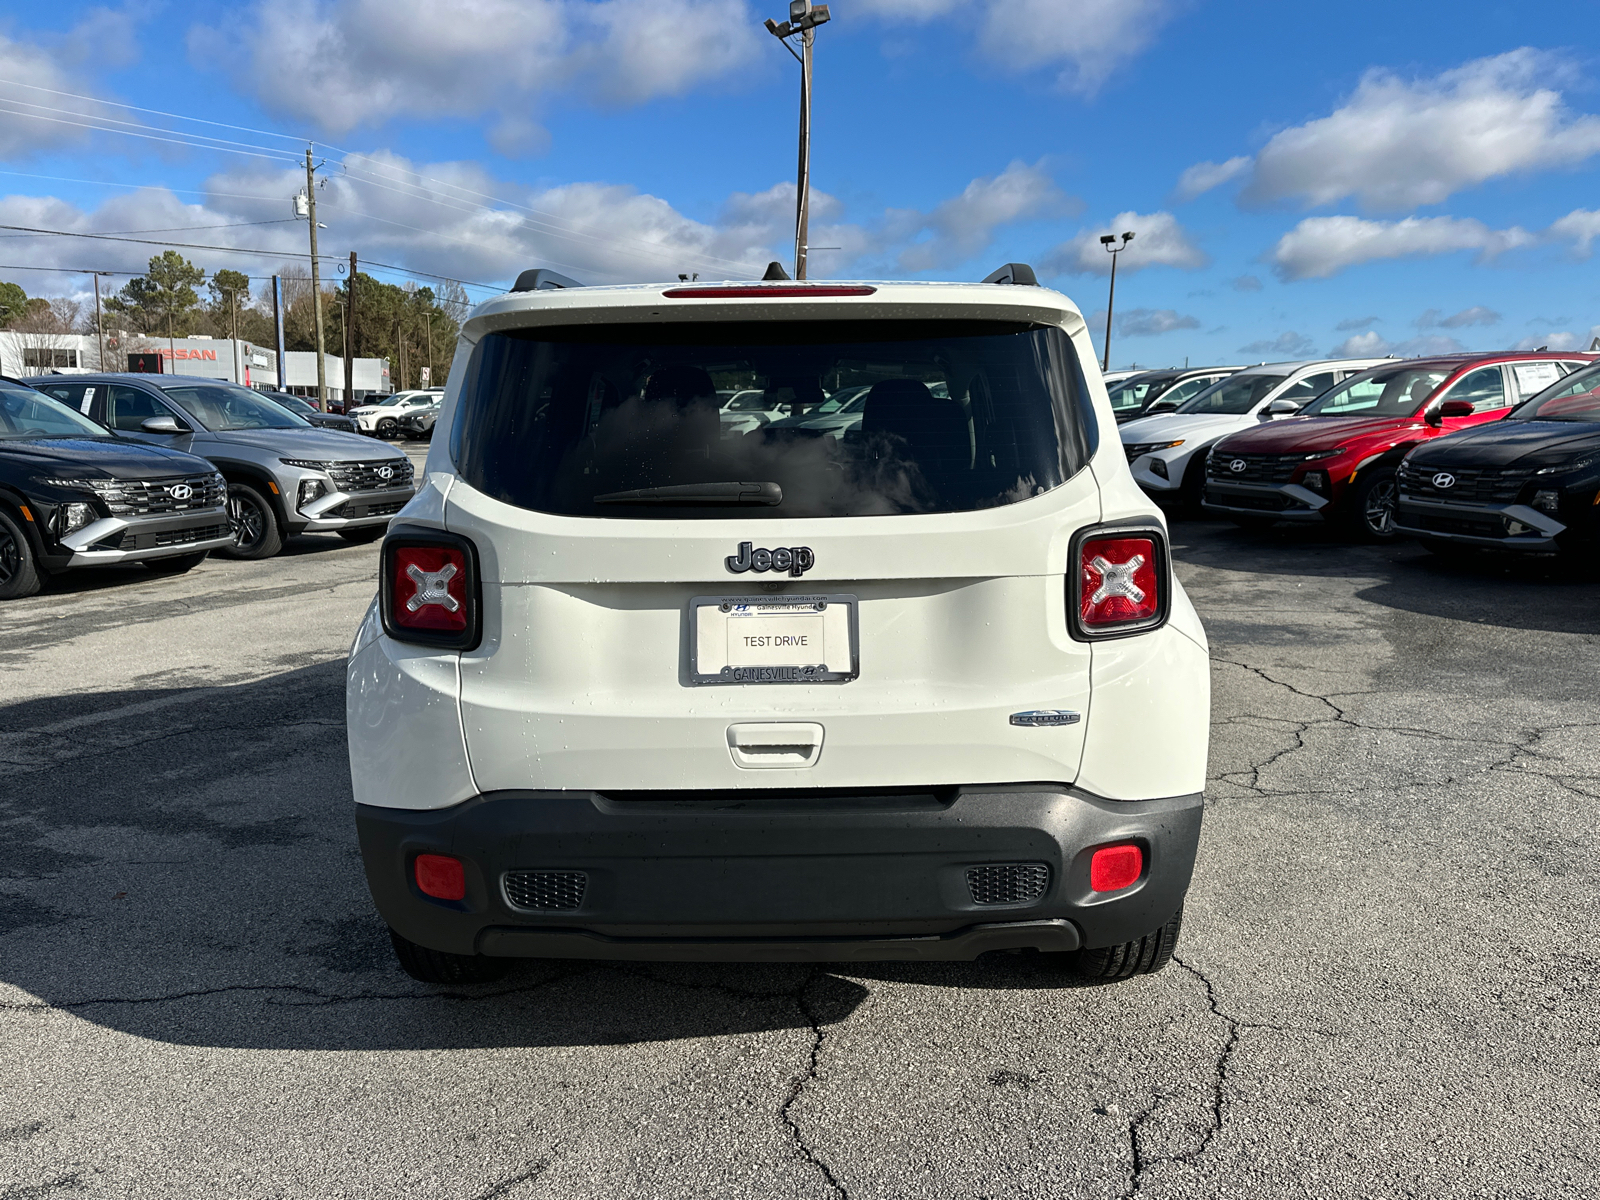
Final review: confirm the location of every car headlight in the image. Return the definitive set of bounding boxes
[1532,489,1561,514]
[280,458,332,470]
[298,479,328,509]
[1302,448,1344,461]
[53,501,96,537]
[1537,454,1600,476]
[41,478,125,502]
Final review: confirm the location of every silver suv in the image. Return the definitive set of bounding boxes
[27,374,416,558]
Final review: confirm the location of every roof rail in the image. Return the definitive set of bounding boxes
[762,261,792,281]
[981,262,1038,286]
[510,268,584,292]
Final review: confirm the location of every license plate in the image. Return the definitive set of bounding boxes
[689,594,858,685]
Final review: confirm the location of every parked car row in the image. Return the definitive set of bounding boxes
[347,388,444,438]
[1115,350,1600,555]
[2,373,415,599]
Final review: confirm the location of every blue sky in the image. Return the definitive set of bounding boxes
[2,0,1598,368]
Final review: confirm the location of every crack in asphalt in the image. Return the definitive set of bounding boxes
[780,969,849,1199]
[465,1157,552,1200]
[0,1173,86,1199]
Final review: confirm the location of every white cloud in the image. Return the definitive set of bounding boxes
[895,160,1072,271]
[1241,50,1600,211]
[1114,308,1201,337]
[1549,208,1600,257]
[193,0,763,139]
[854,0,1177,94]
[1043,210,1207,276]
[1230,274,1263,292]
[1514,332,1582,351]
[0,8,141,158]
[1335,315,1381,331]
[1239,332,1315,358]
[1174,156,1251,202]
[1419,305,1501,328]
[1268,215,1536,281]
[1331,330,1391,357]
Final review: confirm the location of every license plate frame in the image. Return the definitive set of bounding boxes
[688,593,859,685]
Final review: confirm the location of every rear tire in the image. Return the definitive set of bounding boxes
[144,551,208,575]
[389,928,509,984]
[337,526,385,544]
[0,509,42,600]
[376,417,397,439]
[1068,906,1183,981]
[219,482,283,560]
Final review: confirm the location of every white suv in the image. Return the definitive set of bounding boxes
[346,265,1211,984]
[1118,358,1389,508]
[349,388,444,437]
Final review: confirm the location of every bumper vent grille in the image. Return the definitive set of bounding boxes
[1205,452,1303,484]
[104,474,226,516]
[113,522,229,551]
[326,459,414,493]
[966,863,1050,906]
[1398,463,1532,504]
[504,870,587,911]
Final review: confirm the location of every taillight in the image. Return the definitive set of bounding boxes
[1069,525,1169,640]
[662,285,876,299]
[414,853,466,901]
[380,528,481,650]
[1089,843,1143,892]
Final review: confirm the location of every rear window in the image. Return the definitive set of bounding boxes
[1511,362,1600,423]
[1176,373,1287,415]
[451,320,1095,519]
[1300,366,1452,418]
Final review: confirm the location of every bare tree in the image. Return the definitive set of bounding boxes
[11,297,85,372]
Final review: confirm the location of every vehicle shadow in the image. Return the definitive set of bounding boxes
[0,663,879,1050]
[1353,545,1600,634]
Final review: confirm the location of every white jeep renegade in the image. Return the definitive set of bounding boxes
[346,264,1210,984]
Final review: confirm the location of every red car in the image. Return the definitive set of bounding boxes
[1202,352,1596,538]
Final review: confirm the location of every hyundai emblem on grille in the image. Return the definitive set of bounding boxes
[167,483,193,500]
[1432,472,1456,489]
[377,465,394,480]
[1229,459,1247,473]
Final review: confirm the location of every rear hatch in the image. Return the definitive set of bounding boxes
[443,293,1107,793]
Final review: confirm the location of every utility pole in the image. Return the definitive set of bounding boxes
[303,147,327,410]
[271,275,286,390]
[422,311,434,386]
[345,252,357,410]
[1099,230,1135,373]
[90,272,108,372]
[765,2,830,280]
[394,317,406,392]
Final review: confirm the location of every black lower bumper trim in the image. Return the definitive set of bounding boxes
[356,786,1203,962]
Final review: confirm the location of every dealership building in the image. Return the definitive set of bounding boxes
[0,332,394,407]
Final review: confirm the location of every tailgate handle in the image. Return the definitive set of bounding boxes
[726,722,824,770]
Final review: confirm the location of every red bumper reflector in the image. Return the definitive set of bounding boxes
[415,853,466,901]
[1089,843,1143,893]
[662,285,877,299]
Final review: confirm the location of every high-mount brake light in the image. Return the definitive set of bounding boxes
[661,285,877,299]
[414,853,466,901]
[1069,527,1169,640]
[380,529,481,651]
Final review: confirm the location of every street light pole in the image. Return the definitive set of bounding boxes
[302,146,328,411]
[90,271,109,372]
[1099,230,1135,373]
[765,2,831,280]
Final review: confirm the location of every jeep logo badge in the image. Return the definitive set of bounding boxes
[1432,472,1456,489]
[1229,459,1247,473]
[726,541,814,577]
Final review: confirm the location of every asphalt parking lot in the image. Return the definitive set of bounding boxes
[2,482,1598,1197]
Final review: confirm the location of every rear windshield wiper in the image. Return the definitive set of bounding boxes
[593,481,783,506]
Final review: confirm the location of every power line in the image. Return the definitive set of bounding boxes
[0,219,299,239]
[0,222,341,262]
[0,100,303,167]
[0,78,311,144]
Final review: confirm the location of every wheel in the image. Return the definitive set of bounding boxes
[1345,467,1399,541]
[219,482,283,560]
[376,418,398,439]
[337,526,385,544]
[1068,906,1183,981]
[0,508,42,600]
[144,550,209,575]
[389,928,508,984]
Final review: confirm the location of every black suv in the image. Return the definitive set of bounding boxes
[1396,360,1600,556]
[0,377,232,599]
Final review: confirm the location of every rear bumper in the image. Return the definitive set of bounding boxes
[1202,479,1329,522]
[356,786,1203,961]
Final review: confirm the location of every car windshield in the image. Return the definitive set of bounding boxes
[1300,367,1452,418]
[1510,362,1600,423]
[0,380,108,439]
[378,393,413,406]
[1176,373,1288,415]
[273,395,316,415]
[162,382,309,431]
[1106,373,1171,413]
[452,319,1095,520]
